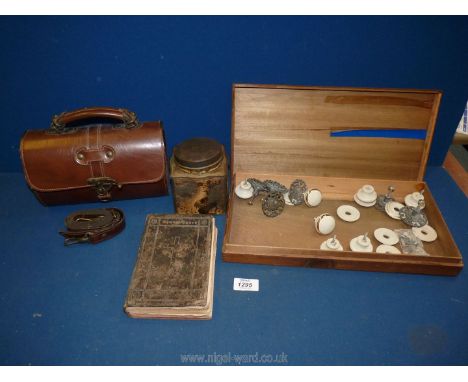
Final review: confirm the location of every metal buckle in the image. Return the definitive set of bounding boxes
[87,177,122,201]
[63,234,90,246]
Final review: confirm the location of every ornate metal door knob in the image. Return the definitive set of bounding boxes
[261,192,285,217]
[288,179,307,205]
[399,200,428,228]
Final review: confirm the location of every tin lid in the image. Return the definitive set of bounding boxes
[173,137,224,171]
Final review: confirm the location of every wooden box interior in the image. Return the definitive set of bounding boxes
[223,84,463,275]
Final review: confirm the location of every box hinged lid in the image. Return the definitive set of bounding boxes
[231,84,441,181]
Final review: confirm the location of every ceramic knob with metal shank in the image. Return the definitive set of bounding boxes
[375,186,395,211]
[405,189,425,209]
[320,235,344,251]
[350,232,373,252]
[234,180,254,200]
[353,185,378,207]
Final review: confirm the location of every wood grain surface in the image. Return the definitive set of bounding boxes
[225,84,459,275]
[231,84,441,181]
[222,173,462,276]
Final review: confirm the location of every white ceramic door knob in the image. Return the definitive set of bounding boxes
[234,180,254,199]
[304,189,322,207]
[354,184,377,207]
[314,213,336,235]
[350,233,373,252]
[405,191,425,209]
[320,235,344,251]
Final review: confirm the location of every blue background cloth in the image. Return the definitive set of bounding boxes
[0,16,468,365]
[0,16,468,171]
[0,167,467,365]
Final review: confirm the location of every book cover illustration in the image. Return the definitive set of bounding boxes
[125,215,214,310]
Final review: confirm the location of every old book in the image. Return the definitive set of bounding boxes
[124,214,217,319]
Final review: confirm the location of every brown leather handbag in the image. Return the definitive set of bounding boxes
[20,107,168,205]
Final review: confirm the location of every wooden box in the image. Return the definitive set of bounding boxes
[222,84,463,276]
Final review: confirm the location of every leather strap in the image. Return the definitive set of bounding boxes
[59,208,125,245]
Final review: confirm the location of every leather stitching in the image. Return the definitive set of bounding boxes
[20,123,166,192]
[98,125,106,177]
[86,126,94,178]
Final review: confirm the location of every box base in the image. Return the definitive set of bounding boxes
[223,173,463,276]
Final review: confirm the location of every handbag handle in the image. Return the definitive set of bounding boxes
[49,107,139,134]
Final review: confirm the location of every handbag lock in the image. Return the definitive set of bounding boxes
[87,177,122,201]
